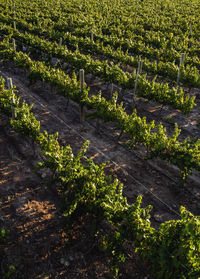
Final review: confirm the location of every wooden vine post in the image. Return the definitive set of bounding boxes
[110,82,113,98]
[133,59,142,106]
[189,23,192,36]
[12,38,16,51]
[7,78,16,120]
[79,69,85,123]
[177,53,185,86]
[58,37,62,48]
[13,1,16,29]
[95,91,101,134]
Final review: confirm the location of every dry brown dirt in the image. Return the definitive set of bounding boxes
[0,63,200,279]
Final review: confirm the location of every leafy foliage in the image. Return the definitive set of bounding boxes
[0,75,199,278]
[0,41,200,178]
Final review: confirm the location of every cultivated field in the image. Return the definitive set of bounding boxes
[0,0,200,278]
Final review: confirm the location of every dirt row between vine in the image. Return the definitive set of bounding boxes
[2,62,200,216]
[4,32,200,144]
[0,63,199,278]
[0,77,146,278]
[3,32,200,140]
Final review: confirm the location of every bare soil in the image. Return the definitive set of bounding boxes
[0,62,200,279]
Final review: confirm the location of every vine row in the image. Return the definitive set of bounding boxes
[0,39,200,178]
[0,74,199,279]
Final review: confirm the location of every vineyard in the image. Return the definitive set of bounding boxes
[0,0,200,278]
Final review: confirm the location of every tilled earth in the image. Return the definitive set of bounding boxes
[0,63,200,279]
